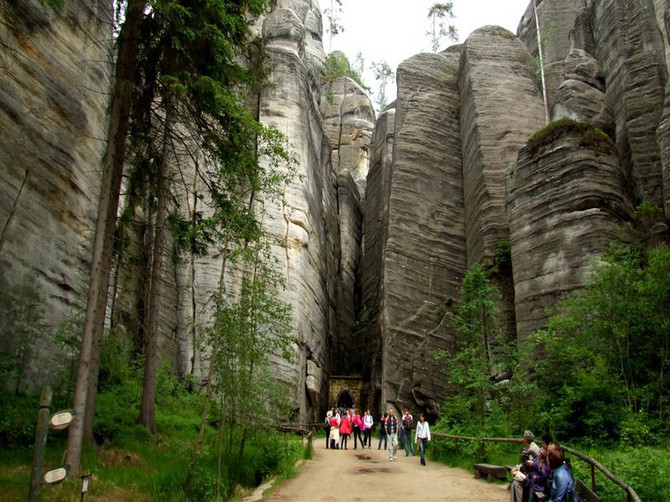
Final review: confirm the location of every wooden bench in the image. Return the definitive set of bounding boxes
[473,463,508,481]
[577,479,602,502]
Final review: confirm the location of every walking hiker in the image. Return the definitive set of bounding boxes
[386,408,399,461]
[415,414,431,466]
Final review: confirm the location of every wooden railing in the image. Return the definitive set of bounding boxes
[431,432,642,502]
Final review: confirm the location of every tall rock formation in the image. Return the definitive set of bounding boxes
[0,0,112,390]
[320,76,375,195]
[319,77,375,375]
[376,49,466,416]
[459,26,546,267]
[360,104,395,409]
[507,123,633,341]
[520,0,669,208]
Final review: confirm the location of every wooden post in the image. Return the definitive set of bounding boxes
[591,464,596,492]
[29,387,52,502]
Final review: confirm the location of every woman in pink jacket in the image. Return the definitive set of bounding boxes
[339,410,352,449]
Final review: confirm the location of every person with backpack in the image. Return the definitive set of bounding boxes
[547,442,579,502]
[400,409,416,456]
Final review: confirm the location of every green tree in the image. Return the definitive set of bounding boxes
[107,0,283,435]
[66,0,145,474]
[324,0,344,53]
[436,264,511,432]
[530,244,670,440]
[185,243,294,498]
[427,2,458,52]
[370,60,394,112]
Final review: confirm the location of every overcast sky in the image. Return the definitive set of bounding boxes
[319,0,532,103]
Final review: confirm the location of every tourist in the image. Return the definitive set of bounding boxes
[400,409,416,456]
[386,408,399,461]
[528,433,553,501]
[328,409,340,449]
[378,412,388,450]
[324,411,331,449]
[548,442,579,502]
[352,409,364,449]
[415,414,431,466]
[510,430,540,502]
[363,409,374,448]
[339,409,352,449]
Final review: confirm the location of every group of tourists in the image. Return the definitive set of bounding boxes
[510,431,579,502]
[324,407,431,466]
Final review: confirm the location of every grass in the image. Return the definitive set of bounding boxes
[525,118,616,157]
[0,379,309,502]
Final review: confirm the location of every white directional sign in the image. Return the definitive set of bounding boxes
[49,410,74,430]
[43,466,68,484]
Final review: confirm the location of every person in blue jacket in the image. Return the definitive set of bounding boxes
[547,442,579,502]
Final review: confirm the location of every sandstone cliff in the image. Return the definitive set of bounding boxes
[0,0,112,390]
[4,0,670,424]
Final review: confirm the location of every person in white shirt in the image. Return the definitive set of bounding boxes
[414,414,431,466]
[362,410,374,448]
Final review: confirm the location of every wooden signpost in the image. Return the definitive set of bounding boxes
[28,387,78,501]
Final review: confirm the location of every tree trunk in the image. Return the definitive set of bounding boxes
[139,87,177,433]
[533,0,550,125]
[65,0,144,475]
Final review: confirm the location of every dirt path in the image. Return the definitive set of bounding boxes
[249,439,510,502]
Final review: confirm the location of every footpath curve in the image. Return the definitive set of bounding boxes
[247,438,509,501]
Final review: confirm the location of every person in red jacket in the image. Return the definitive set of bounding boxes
[339,410,352,449]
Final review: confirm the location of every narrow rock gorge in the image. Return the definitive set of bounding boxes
[2,0,670,423]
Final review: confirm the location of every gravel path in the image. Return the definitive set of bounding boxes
[249,439,510,501]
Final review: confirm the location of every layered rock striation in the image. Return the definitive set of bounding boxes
[508,125,633,341]
[0,0,112,390]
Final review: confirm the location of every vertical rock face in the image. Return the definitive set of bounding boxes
[251,2,334,420]
[655,1,670,218]
[508,127,633,341]
[320,77,376,196]
[360,105,395,409]
[334,173,364,375]
[459,27,546,266]
[591,0,667,206]
[551,49,613,134]
[0,0,112,389]
[379,50,466,415]
[520,0,669,208]
[517,0,584,108]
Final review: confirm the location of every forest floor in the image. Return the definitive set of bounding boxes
[244,438,510,502]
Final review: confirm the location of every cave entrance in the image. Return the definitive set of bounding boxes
[328,376,365,410]
[336,390,354,408]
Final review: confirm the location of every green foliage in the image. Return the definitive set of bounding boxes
[323,0,344,50]
[569,445,670,502]
[436,264,521,432]
[370,60,394,112]
[530,244,670,441]
[322,51,368,90]
[427,2,458,52]
[494,238,512,275]
[526,118,615,156]
[20,359,304,500]
[206,248,295,437]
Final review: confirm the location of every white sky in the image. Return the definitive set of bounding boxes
[320,0,531,103]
